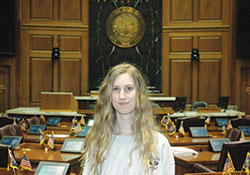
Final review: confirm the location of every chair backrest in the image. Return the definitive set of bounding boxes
[217,96,230,111]
[0,124,23,141]
[231,118,250,128]
[176,116,206,133]
[0,144,11,168]
[190,101,208,111]
[26,116,46,128]
[225,128,241,141]
[173,97,187,112]
[0,117,14,127]
[217,140,250,171]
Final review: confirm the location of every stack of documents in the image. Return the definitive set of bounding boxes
[171,147,198,156]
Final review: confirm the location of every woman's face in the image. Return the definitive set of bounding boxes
[111,73,137,116]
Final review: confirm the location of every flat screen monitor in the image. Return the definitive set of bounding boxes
[61,138,85,153]
[209,138,230,152]
[46,117,62,126]
[0,136,22,149]
[217,96,230,111]
[189,127,210,138]
[174,97,187,112]
[87,119,94,127]
[215,118,228,126]
[34,161,70,175]
[76,126,91,137]
[27,125,46,135]
[238,126,250,136]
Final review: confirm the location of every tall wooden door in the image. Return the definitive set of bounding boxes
[19,0,89,106]
[162,0,232,104]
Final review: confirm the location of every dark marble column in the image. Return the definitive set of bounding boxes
[89,0,162,92]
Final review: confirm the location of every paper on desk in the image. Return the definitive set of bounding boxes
[171,147,198,156]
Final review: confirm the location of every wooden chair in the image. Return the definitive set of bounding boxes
[0,124,23,141]
[193,140,250,172]
[175,116,206,133]
[190,101,208,111]
[26,116,46,128]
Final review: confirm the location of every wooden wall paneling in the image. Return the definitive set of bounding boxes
[31,0,54,20]
[161,31,170,95]
[21,0,88,26]
[198,0,222,21]
[197,60,220,103]
[0,66,9,112]
[59,59,81,95]
[163,0,230,28]
[20,29,88,106]
[20,29,31,106]
[220,31,231,97]
[170,0,193,23]
[170,60,192,103]
[30,58,53,106]
[162,30,227,104]
[59,0,81,21]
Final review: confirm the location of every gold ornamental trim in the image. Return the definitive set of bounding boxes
[106,6,145,48]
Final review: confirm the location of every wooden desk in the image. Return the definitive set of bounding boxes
[23,130,77,144]
[14,143,82,174]
[175,151,220,174]
[0,168,35,175]
[0,168,78,175]
[163,132,226,146]
[6,107,83,123]
[169,110,245,119]
[185,172,248,175]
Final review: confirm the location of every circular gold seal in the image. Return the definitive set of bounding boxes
[106,6,145,48]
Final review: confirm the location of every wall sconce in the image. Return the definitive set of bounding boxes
[52,48,60,59]
[191,48,199,61]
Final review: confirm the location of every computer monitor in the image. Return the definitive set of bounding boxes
[0,136,23,149]
[27,125,46,135]
[215,118,228,126]
[46,117,62,126]
[209,138,230,152]
[60,138,85,153]
[238,126,250,136]
[217,96,230,112]
[34,161,70,175]
[174,97,187,112]
[189,127,210,138]
[76,126,91,137]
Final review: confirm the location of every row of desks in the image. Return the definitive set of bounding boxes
[3,107,247,175]
[8,125,249,175]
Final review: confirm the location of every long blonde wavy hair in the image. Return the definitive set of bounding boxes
[82,63,159,174]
